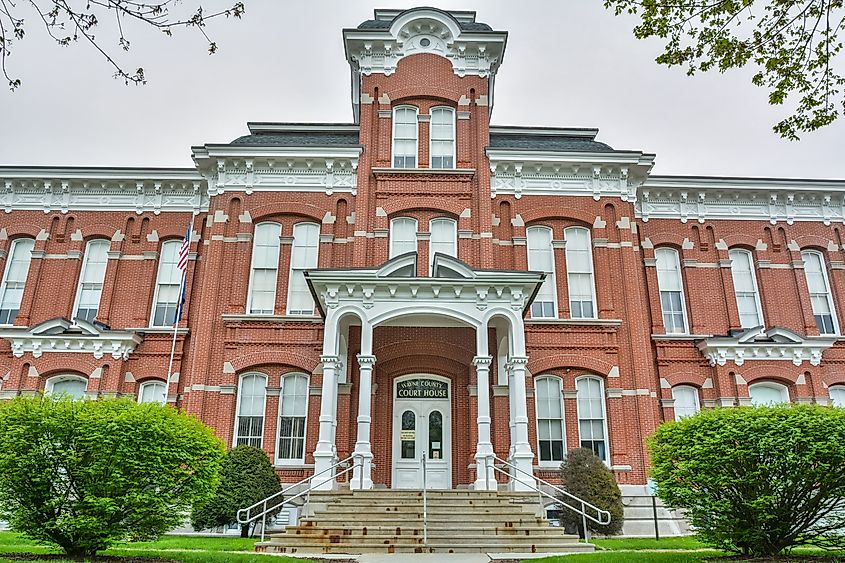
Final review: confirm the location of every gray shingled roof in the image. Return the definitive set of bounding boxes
[489,133,614,152]
[231,131,360,147]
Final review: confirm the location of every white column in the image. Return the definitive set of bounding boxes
[351,353,376,490]
[473,355,497,490]
[507,361,516,460]
[508,355,535,491]
[312,354,341,490]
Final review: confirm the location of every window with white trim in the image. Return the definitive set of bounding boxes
[0,238,35,325]
[138,381,167,404]
[429,107,455,169]
[672,385,700,420]
[429,217,457,271]
[287,223,320,316]
[830,385,845,407]
[576,376,608,462]
[151,240,182,327]
[729,249,763,328]
[565,227,596,319]
[247,222,281,315]
[390,217,418,258]
[46,375,88,399]
[235,373,267,448]
[527,226,557,318]
[655,247,688,333]
[748,382,789,405]
[74,239,110,322]
[535,376,565,464]
[392,106,418,168]
[277,373,309,462]
[802,250,838,335]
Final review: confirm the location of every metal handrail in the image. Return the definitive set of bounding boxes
[237,454,363,542]
[420,453,428,545]
[484,454,611,538]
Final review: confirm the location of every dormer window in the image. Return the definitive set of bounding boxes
[430,107,455,169]
[392,106,418,168]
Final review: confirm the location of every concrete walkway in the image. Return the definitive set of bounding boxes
[284,554,558,562]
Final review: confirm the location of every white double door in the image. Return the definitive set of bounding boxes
[392,381,451,489]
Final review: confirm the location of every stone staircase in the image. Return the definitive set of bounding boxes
[256,489,594,554]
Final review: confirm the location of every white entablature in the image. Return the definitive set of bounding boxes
[639,176,845,224]
[697,326,837,367]
[487,149,655,201]
[0,167,208,214]
[192,145,361,197]
[0,318,143,360]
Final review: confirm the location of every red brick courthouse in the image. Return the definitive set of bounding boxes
[2,7,845,509]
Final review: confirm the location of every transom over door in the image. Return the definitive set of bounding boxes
[392,376,451,489]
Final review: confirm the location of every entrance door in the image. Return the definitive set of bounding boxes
[392,376,451,489]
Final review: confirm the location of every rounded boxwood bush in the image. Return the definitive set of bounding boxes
[0,395,224,557]
[649,404,845,556]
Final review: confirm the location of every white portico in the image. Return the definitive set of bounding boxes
[305,253,544,491]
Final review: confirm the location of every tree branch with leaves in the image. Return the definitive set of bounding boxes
[0,0,245,90]
[604,0,845,139]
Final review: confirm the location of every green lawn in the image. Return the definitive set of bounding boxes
[0,532,306,563]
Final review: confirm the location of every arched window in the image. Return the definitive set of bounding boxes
[138,381,167,405]
[74,239,110,322]
[45,374,88,400]
[527,226,557,319]
[802,250,838,335]
[830,385,845,407]
[247,222,281,315]
[287,222,320,316]
[429,217,457,271]
[0,238,35,325]
[535,376,565,464]
[390,217,418,258]
[655,247,688,333]
[576,376,609,462]
[235,373,267,448]
[277,373,309,463]
[151,240,182,327]
[392,106,418,168]
[429,107,455,169]
[729,249,763,328]
[564,227,596,319]
[748,382,789,406]
[672,385,700,420]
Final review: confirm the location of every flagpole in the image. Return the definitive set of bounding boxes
[166,269,187,385]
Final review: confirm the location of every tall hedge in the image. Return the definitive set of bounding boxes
[0,395,224,557]
[649,404,845,556]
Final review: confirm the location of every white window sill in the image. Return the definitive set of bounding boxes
[222,314,323,324]
[129,327,190,334]
[274,463,313,470]
[651,333,712,340]
[371,167,476,176]
[526,318,623,326]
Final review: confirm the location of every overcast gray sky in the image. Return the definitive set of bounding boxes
[0,1,843,179]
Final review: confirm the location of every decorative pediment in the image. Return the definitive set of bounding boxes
[697,326,836,367]
[0,318,143,360]
[432,254,476,279]
[376,253,417,278]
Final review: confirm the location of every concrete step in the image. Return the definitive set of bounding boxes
[257,541,595,554]
[277,526,578,538]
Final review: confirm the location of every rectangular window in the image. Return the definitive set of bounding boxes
[287,223,320,316]
[672,385,700,420]
[392,106,418,168]
[277,374,309,462]
[0,238,35,325]
[430,107,455,169]
[576,377,608,462]
[527,227,557,318]
[236,374,267,448]
[729,249,763,328]
[535,377,565,463]
[74,240,110,322]
[248,223,281,315]
[655,248,687,333]
[151,240,182,326]
[565,227,596,319]
[390,217,418,258]
[803,250,838,334]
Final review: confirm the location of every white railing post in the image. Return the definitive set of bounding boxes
[421,452,428,545]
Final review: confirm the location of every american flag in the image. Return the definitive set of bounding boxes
[177,223,191,273]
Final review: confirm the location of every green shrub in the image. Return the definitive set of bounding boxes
[0,395,224,557]
[649,404,845,557]
[191,445,281,537]
[558,448,624,536]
